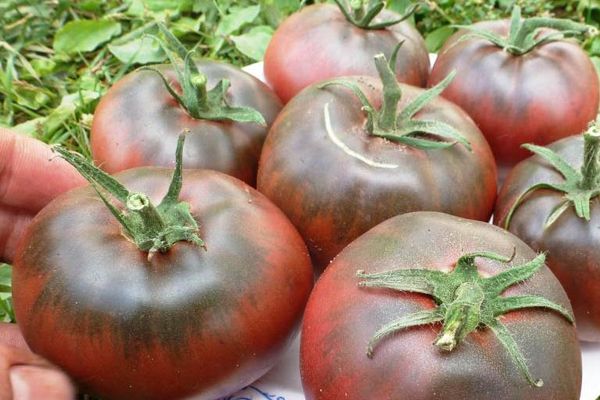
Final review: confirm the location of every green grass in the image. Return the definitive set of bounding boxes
[0,1,598,324]
[1,0,597,152]
[0,264,14,323]
[0,0,307,153]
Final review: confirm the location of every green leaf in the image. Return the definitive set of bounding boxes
[591,57,600,81]
[260,0,302,26]
[46,91,101,133]
[231,26,274,61]
[388,0,414,14]
[78,0,104,12]
[129,0,192,12]
[589,36,600,57]
[126,0,145,16]
[171,17,201,37]
[12,118,46,136]
[578,0,600,14]
[425,26,455,52]
[0,264,13,323]
[108,36,166,65]
[12,82,51,110]
[14,91,101,137]
[54,20,122,54]
[30,58,56,76]
[0,264,11,288]
[216,5,261,36]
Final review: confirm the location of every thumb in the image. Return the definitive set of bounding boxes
[11,365,76,400]
[0,129,86,212]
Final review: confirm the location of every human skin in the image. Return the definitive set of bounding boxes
[0,128,85,262]
[0,128,82,399]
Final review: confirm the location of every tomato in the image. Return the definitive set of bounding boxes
[91,59,282,186]
[495,127,600,342]
[301,212,581,399]
[428,8,598,171]
[12,138,313,399]
[257,55,497,270]
[263,2,429,103]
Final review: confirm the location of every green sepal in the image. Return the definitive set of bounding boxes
[486,319,543,387]
[504,122,600,230]
[51,147,129,202]
[333,0,418,30]
[138,23,265,126]
[358,251,573,387]
[319,52,470,152]
[366,309,443,358]
[451,5,592,55]
[53,134,205,253]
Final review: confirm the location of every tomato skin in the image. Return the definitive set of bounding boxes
[495,135,600,342]
[301,212,581,400]
[263,4,430,103]
[91,61,282,186]
[257,77,497,270]
[429,20,599,169]
[12,168,313,400]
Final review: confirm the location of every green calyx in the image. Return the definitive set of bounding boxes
[319,47,471,151]
[53,134,205,254]
[504,119,600,230]
[334,0,418,30]
[454,5,593,56]
[357,251,573,387]
[139,24,265,125]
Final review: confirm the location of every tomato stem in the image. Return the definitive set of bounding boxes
[318,51,471,151]
[191,73,209,112]
[333,0,418,30]
[375,54,401,131]
[53,133,206,254]
[357,251,573,387]
[454,6,591,56]
[139,24,266,125]
[126,193,167,239]
[504,117,600,229]
[350,0,365,21]
[433,282,484,351]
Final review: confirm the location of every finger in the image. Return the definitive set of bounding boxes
[0,323,29,351]
[0,324,76,399]
[0,129,85,212]
[11,365,76,400]
[0,204,32,263]
[0,344,56,400]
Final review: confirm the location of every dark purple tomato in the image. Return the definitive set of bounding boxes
[91,60,282,186]
[257,76,497,270]
[12,168,313,400]
[301,212,581,399]
[264,3,430,103]
[495,134,600,342]
[429,20,599,170]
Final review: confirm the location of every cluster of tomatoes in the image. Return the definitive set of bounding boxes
[11,1,600,399]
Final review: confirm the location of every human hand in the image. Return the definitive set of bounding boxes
[0,128,85,262]
[0,322,76,399]
[0,129,83,398]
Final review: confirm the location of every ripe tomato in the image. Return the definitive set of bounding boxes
[91,60,282,186]
[258,55,497,270]
[12,140,313,399]
[429,10,598,170]
[264,2,429,103]
[495,128,600,342]
[301,212,581,399]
